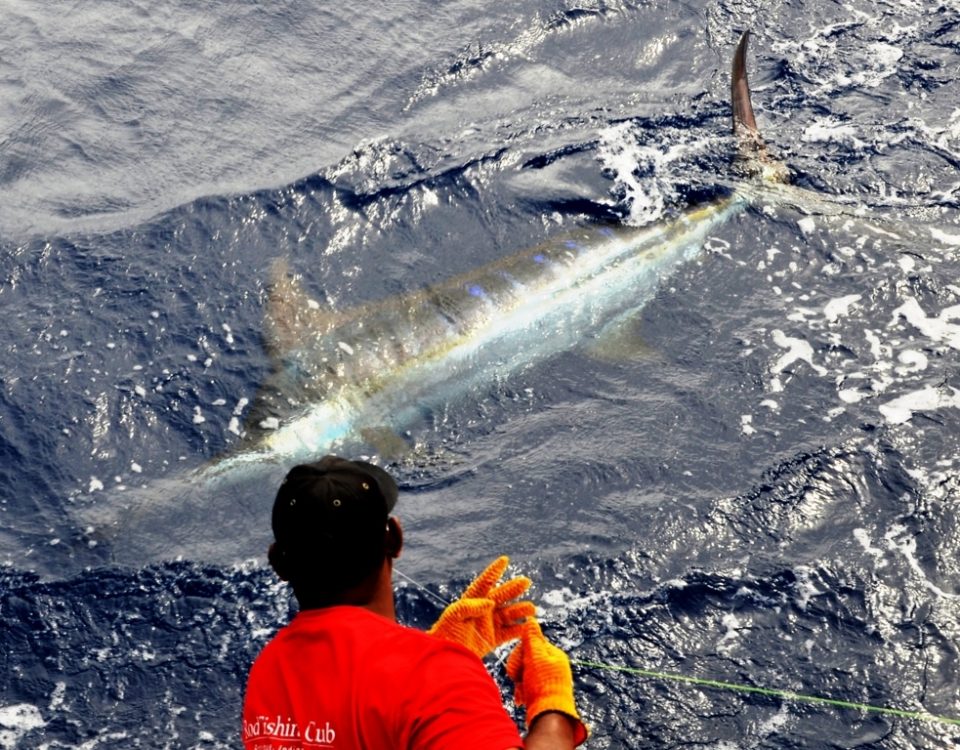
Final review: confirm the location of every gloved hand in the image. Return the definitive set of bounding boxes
[507,619,588,745]
[428,556,535,658]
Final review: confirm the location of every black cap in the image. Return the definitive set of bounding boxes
[270,456,399,590]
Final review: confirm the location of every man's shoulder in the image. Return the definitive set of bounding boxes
[372,614,481,666]
[316,610,489,677]
[264,607,471,660]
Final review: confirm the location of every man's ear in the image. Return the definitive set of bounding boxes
[386,517,403,560]
[268,542,290,581]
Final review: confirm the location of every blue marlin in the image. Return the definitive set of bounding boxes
[83,33,790,563]
[210,32,771,482]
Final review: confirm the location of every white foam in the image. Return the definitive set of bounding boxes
[716,613,742,654]
[596,122,711,227]
[823,294,861,323]
[825,406,845,420]
[885,523,960,600]
[838,388,865,404]
[857,43,903,88]
[704,236,732,259]
[929,227,960,246]
[879,385,960,425]
[740,415,756,436]
[864,330,886,359]
[48,683,66,711]
[787,307,817,323]
[758,705,793,736]
[770,330,828,376]
[801,119,866,150]
[88,477,104,493]
[895,350,928,375]
[0,704,45,749]
[421,188,439,208]
[821,261,841,276]
[792,566,822,610]
[541,587,575,607]
[597,122,667,226]
[797,216,816,235]
[852,528,886,567]
[893,297,960,349]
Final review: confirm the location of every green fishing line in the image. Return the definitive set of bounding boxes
[396,567,960,729]
[572,660,960,727]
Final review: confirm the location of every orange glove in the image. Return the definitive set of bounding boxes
[428,556,535,658]
[507,619,588,746]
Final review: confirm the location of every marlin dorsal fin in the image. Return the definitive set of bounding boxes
[263,259,341,358]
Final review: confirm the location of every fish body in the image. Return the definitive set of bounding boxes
[196,30,774,485]
[205,194,747,483]
[84,32,782,564]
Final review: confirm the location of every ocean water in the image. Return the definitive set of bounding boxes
[2,0,960,747]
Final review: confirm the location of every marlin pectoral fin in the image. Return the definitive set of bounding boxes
[585,312,661,363]
[359,426,412,461]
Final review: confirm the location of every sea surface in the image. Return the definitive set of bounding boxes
[2,0,960,747]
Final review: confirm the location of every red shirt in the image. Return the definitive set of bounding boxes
[243,606,524,750]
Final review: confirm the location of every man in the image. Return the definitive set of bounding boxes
[243,455,588,749]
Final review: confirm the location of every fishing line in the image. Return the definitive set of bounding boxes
[570,660,960,728]
[395,566,960,729]
[395,566,511,669]
[395,566,453,609]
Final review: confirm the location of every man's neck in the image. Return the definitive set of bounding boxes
[363,559,396,619]
[298,561,396,621]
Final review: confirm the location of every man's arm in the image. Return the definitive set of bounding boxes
[523,711,580,749]
[506,620,588,749]
[503,711,579,750]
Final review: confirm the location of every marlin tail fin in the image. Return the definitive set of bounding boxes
[731,31,789,182]
[732,31,759,142]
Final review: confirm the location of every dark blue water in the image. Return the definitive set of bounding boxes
[3,1,960,747]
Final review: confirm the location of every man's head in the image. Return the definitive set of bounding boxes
[268,456,401,607]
